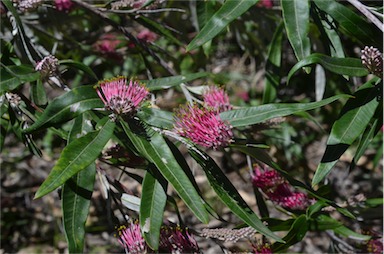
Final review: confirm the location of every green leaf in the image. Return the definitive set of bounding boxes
[333,225,371,241]
[24,85,104,133]
[0,118,9,152]
[271,215,308,252]
[220,94,350,127]
[287,53,369,83]
[137,108,174,129]
[34,120,115,199]
[59,60,98,81]
[144,72,208,91]
[188,148,283,243]
[0,65,40,93]
[309,214,343,231]
[121,121,209,223]
[187,0,259,51]
[312,79,380,186]
[140,169,167,250]
[263,22,283,104]
[281,0,311,68]
[313,0,381,47]
[31,79,47,106]
[62,164,95,254]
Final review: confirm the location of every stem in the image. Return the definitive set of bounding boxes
[346,0,383,32]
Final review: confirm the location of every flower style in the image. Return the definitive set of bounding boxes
[159,226,200,254]
[361,46,383,77]
[117,222,147,254]
[174,105,233,149]
[203,86,232,113]
[95,76,149,119]
[251,165,314,210]
[54,0,73,12]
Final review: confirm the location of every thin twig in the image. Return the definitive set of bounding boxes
[346,0,383,32]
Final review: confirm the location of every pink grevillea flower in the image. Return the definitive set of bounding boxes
[174,105,233,149]
[203,86,232,113]
[366,238,383,254]
[95,76,149,119]
[54,0,73,12]
[93,34,123,61]
[159,226,200,254]
[117,222,147,254]
[252,243,273,254]
[137,29,158,43]
[251,165,314,210]
[257,0,273,8]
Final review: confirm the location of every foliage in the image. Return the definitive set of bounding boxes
[1,0,382,253]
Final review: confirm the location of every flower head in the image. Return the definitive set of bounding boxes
[366,238,383,254]
[159,226,200,254]
[54,0,73,12]
[35,55,59,79]
[252,242,273,254]
[93,34,123,61]
[203,86,232,113]
[174,105,233,149]
[18,0,43,12]
[95,77,149,119]
[117,222,147,254]
[251,165,314,210]
[137,29,158,43]
[361,46,383,77]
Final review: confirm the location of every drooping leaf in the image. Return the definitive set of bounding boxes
[312,79,380,186]
[188,147,283,243]
[34,119,115,199]
[187,0,259,51]
[31,79,48,106]
[263,22,283,104]
[121,121,209,223]
[271,215,308,252]
[220,94,350,127]
[59,59,98,81]
[313,0,381,47]
[281,0,311,68]
[24,85,104,133]
[287,53,369,84]
[0,65,40,93]
[140,169,167,250]
[144,72,208,91]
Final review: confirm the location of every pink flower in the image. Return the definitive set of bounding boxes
[366,238,383,254]
[257,0,273,8]
[361,46,383,77]
[137,29,158,43]
[117,222,147,253]
[251,165,314,210]
[93,34,123,61]
[203,86,232,113]
[159,226,200,253]
[174,105,233,149]
[95,76,149,118]
[253,243,273,254]
[54,0,73,12]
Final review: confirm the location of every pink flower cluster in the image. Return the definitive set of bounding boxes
[117,222,199,253]
[203,86,232,113]
[93,34,123,61]
[251,165,314,210]
[252,242,273,254]
[174,105,233,149]
[366,238,383,254]
[54,0,73,12]
[95,76,149,119]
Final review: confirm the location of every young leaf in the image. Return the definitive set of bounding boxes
[34,120,115,199]
[121,121,209,224]
[287,53,369,83]
[188,148,283,243]
[220,94,350,127]
[187,0,259,51]
[312,79,380,186]
[140,169,167,250]
[24,85,104,133]
[281,0,311,68]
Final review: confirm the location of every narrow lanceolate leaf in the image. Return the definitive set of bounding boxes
[271,215,308,252]
[121,121,209,224]
[187,0,259,51]
[263,22,283,104]
[0,65,40,93]
[137,108,174,130]
[34,120,115,199]
[62,113,96,254]
[287,54,369,83]
[144,72,208,91]
[313,0,381,47]
[59,60,98,81]
[140,170,167,250]
[24,85,104,133]
[188,148,283,243]
[281,0,310,66]
[220,94,349,127]
[312,79,380,186]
